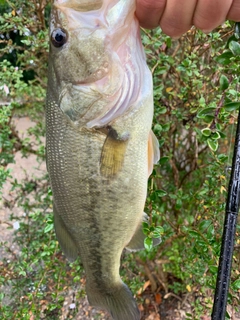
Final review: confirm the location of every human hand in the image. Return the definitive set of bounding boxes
[136,0,240,37]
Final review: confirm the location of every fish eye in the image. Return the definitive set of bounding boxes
[51,28,68,48]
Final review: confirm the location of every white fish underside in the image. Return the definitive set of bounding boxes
[46,1,160,319]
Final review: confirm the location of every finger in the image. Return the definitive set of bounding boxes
[135,0,167,29]
[159,0,197,38]
[193,0,232,33]
[227,0,240,21]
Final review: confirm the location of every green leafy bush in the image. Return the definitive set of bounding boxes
[0,1,239,319]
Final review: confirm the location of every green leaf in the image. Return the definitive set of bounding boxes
[232,279,240,290]
[211,132,221,140]
[159,156,169,165]
[142,221,149,229]
[144,237,153,251]
[156,189,167,197]
[158,106,167,114]
[44,223,54,233]
[201,128,211,137]
[216,51,233,65]
[207,224,214,238]
[152,226,164,238]
[207,139,218,152]
[219,75,229,91]
[217,154,228,163]
[19,270,27,277]
[154,123,162,133]
[199,220,212,232]
[197,107,215,118]
[188,230,200,238]
[229,40,240,56]
[204,115,215,123]
[175,198,182,210]
[143,228,149,235]
[142,221,149,235]
[209,265,218,275]
[223,101,240,112]
[166,37,172,48]
[162,123,171,132]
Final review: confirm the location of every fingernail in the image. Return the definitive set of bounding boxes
[202,29,212,34]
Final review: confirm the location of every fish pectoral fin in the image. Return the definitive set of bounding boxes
[100,126,129,178]
[148,130,160,176]
[125,213,161,252]
[54,204,78,261]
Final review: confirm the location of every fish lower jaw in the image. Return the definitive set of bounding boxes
[72,72,109,88]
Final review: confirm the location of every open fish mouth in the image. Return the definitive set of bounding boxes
[70,61,141,129]
[72,74,109,87]
[71,62,110,86]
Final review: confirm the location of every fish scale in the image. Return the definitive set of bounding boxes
[46,1,160,319]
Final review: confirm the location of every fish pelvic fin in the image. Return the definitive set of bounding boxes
[100,126,129,179]
[54,204,78,261]
[126,212,161,252]
[86,281,140,320]
[148,130,160,176]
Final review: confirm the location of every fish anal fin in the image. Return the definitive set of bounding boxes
[126,212,161,252]
[100,127,129,178]
[54,204,78,261]
[148,130,160,176]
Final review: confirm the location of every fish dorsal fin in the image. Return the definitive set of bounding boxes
[100,126,129,179]
[148,130,160,176]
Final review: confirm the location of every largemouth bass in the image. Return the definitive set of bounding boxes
[46,0,160,319]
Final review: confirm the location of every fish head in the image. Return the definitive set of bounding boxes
[49,0,109,88]
[48,0,142,127]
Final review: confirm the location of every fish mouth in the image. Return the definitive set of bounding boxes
[54,0,103,12]
[72,74,109,88]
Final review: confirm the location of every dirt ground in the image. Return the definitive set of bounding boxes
[1,117,239,320]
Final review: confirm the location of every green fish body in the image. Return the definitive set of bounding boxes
[46,1,160,319]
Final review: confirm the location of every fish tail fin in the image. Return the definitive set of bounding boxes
[86,281,140,320]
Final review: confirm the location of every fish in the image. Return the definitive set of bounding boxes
[45,1,160,319]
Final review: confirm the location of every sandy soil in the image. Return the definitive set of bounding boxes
[0,117,46,260]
